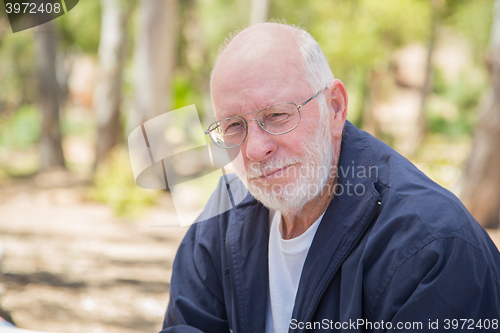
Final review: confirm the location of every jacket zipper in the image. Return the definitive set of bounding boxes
[226,225,239,333]
[301,191,382,330]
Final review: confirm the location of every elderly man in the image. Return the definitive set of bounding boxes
[161,23,500,333]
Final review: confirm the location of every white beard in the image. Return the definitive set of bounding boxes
[233,106,334,215]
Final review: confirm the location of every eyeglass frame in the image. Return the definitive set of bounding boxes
[205,87,327,149]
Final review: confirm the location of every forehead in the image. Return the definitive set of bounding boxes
[211,29,309,119]
[211,48,311,119]
[212,80,311,121]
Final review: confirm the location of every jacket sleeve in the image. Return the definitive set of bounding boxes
[370,237,500,332]
[161,222,230,333]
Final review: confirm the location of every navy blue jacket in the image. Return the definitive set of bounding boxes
[162,121,500,333]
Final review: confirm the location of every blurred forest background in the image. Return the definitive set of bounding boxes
[0,0,499,332]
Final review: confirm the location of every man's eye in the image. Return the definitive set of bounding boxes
[224,122,243,133]
[266,113,288,123]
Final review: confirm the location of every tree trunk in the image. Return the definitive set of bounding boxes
[93,0,130,168]
[36,21,65,172]
[128,0,177,191]
[360,69,382,138]
[460,0,500,229]
[414,1,438,152]
[182,0,211,121]
[251,0,269,23]
[128,0,177,132]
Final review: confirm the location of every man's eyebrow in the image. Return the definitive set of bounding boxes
[214,108,244,120]
[212,95,300,120]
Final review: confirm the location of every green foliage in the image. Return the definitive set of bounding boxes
[196,0,251,62]
[0,105,41,147]
[0,32,36,108]
[172,71,202,112]
[272,0,431,80]
[447,0,495,59]
[172,0,254,119]
[0,0,495,191]
[55,0,101,53]
[428,68,485,136]
[441,72,485,113]
[61,111,95,138]
[88,147,160,219]
[411,133,470,189]
[269,0,433,131]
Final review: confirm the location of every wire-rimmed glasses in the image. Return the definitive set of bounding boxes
[205,88,326,149]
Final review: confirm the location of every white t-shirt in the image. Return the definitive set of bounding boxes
[265,209,324,333]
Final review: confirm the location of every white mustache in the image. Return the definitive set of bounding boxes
[246,157,301,179]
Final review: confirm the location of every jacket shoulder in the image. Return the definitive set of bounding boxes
[352,128,500,315]
[362,129,486,244]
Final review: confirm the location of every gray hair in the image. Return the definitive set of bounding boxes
[294,26,334,94]
[294,25,334,116]
[210,22,334,109]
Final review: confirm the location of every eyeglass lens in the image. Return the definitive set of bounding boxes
[209,103,300,148]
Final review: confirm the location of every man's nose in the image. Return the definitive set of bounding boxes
[244,121,277,162]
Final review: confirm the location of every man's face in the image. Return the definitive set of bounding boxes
[237,97,333,214]
[212,63,334,214]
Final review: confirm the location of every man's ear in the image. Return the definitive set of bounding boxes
[327,79,348,137]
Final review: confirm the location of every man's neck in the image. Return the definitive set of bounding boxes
[280,137,341,240]
[280,174,337,240]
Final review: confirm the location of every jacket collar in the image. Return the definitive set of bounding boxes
[226,195,270,333]
[291,121,381,326]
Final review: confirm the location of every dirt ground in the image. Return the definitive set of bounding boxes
[0,176,189,333]
[0,176,499,333]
